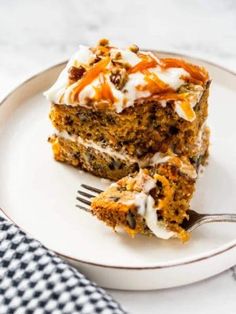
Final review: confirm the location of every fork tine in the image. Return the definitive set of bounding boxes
[76,204,91,212]
[76,196,91,206]
[81,184,103,194]
[76,184,103,214]
[77,190,95,199]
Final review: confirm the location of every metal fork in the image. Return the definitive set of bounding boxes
[77,184,236,232]
[76,184,103,213]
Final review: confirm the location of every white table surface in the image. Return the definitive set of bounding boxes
[0,0,236,313]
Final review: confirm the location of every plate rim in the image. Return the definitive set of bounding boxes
[1,51,236,271]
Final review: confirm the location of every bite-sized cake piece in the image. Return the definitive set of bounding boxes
[91,153,198,241]
[45,39,210,180]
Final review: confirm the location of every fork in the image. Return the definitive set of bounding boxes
[77,184,236,232]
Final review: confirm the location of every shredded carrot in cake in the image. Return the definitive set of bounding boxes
[71,57,110,101]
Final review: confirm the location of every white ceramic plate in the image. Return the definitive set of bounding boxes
[0,52,236,290]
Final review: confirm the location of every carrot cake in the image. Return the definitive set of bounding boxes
[45,39,210,181]
[44,39,210,240]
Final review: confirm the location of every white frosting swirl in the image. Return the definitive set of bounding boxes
[44,43,204,121]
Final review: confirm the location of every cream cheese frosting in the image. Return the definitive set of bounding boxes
[44,40,208,121]
[56,130,138,164]
[132,170,176,239]
[134,193,175,239]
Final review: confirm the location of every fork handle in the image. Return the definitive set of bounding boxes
[203,213,236,222]
[190,213,236,232]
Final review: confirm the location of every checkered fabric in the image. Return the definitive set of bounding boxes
[0,216,126,314]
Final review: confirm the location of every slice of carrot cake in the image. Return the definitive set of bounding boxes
[91,153,197,241]
[44,39,210,181]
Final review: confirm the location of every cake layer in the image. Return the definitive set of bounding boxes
[50,82,209,160]
[49,134,139,181]
[49,125,209,181]
[91,156,198,241]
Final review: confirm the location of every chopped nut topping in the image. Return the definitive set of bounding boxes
[110,68,128,90]
[68,65,86,81]
[95,47,110,57]
[110,51,122,60]
[98,38,110,46]
[111,59,131,70]
[89,55,102,66]
[128,44,139,53]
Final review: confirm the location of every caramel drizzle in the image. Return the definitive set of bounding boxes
[148,92,196,121]
[138,70,173,94]
[71,57,110,102]
[66,49,208,115]
[128,54,158,74]
[161,58,209,85]
[93,75,116,103]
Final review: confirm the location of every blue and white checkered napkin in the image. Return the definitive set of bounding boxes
[0,216,126,314]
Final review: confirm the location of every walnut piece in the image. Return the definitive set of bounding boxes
[98,38,110,46]
[128,44,139,53]
[68,66,86,81]
[110,68,128,90]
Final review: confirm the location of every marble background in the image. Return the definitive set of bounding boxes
[0,0,236,313]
